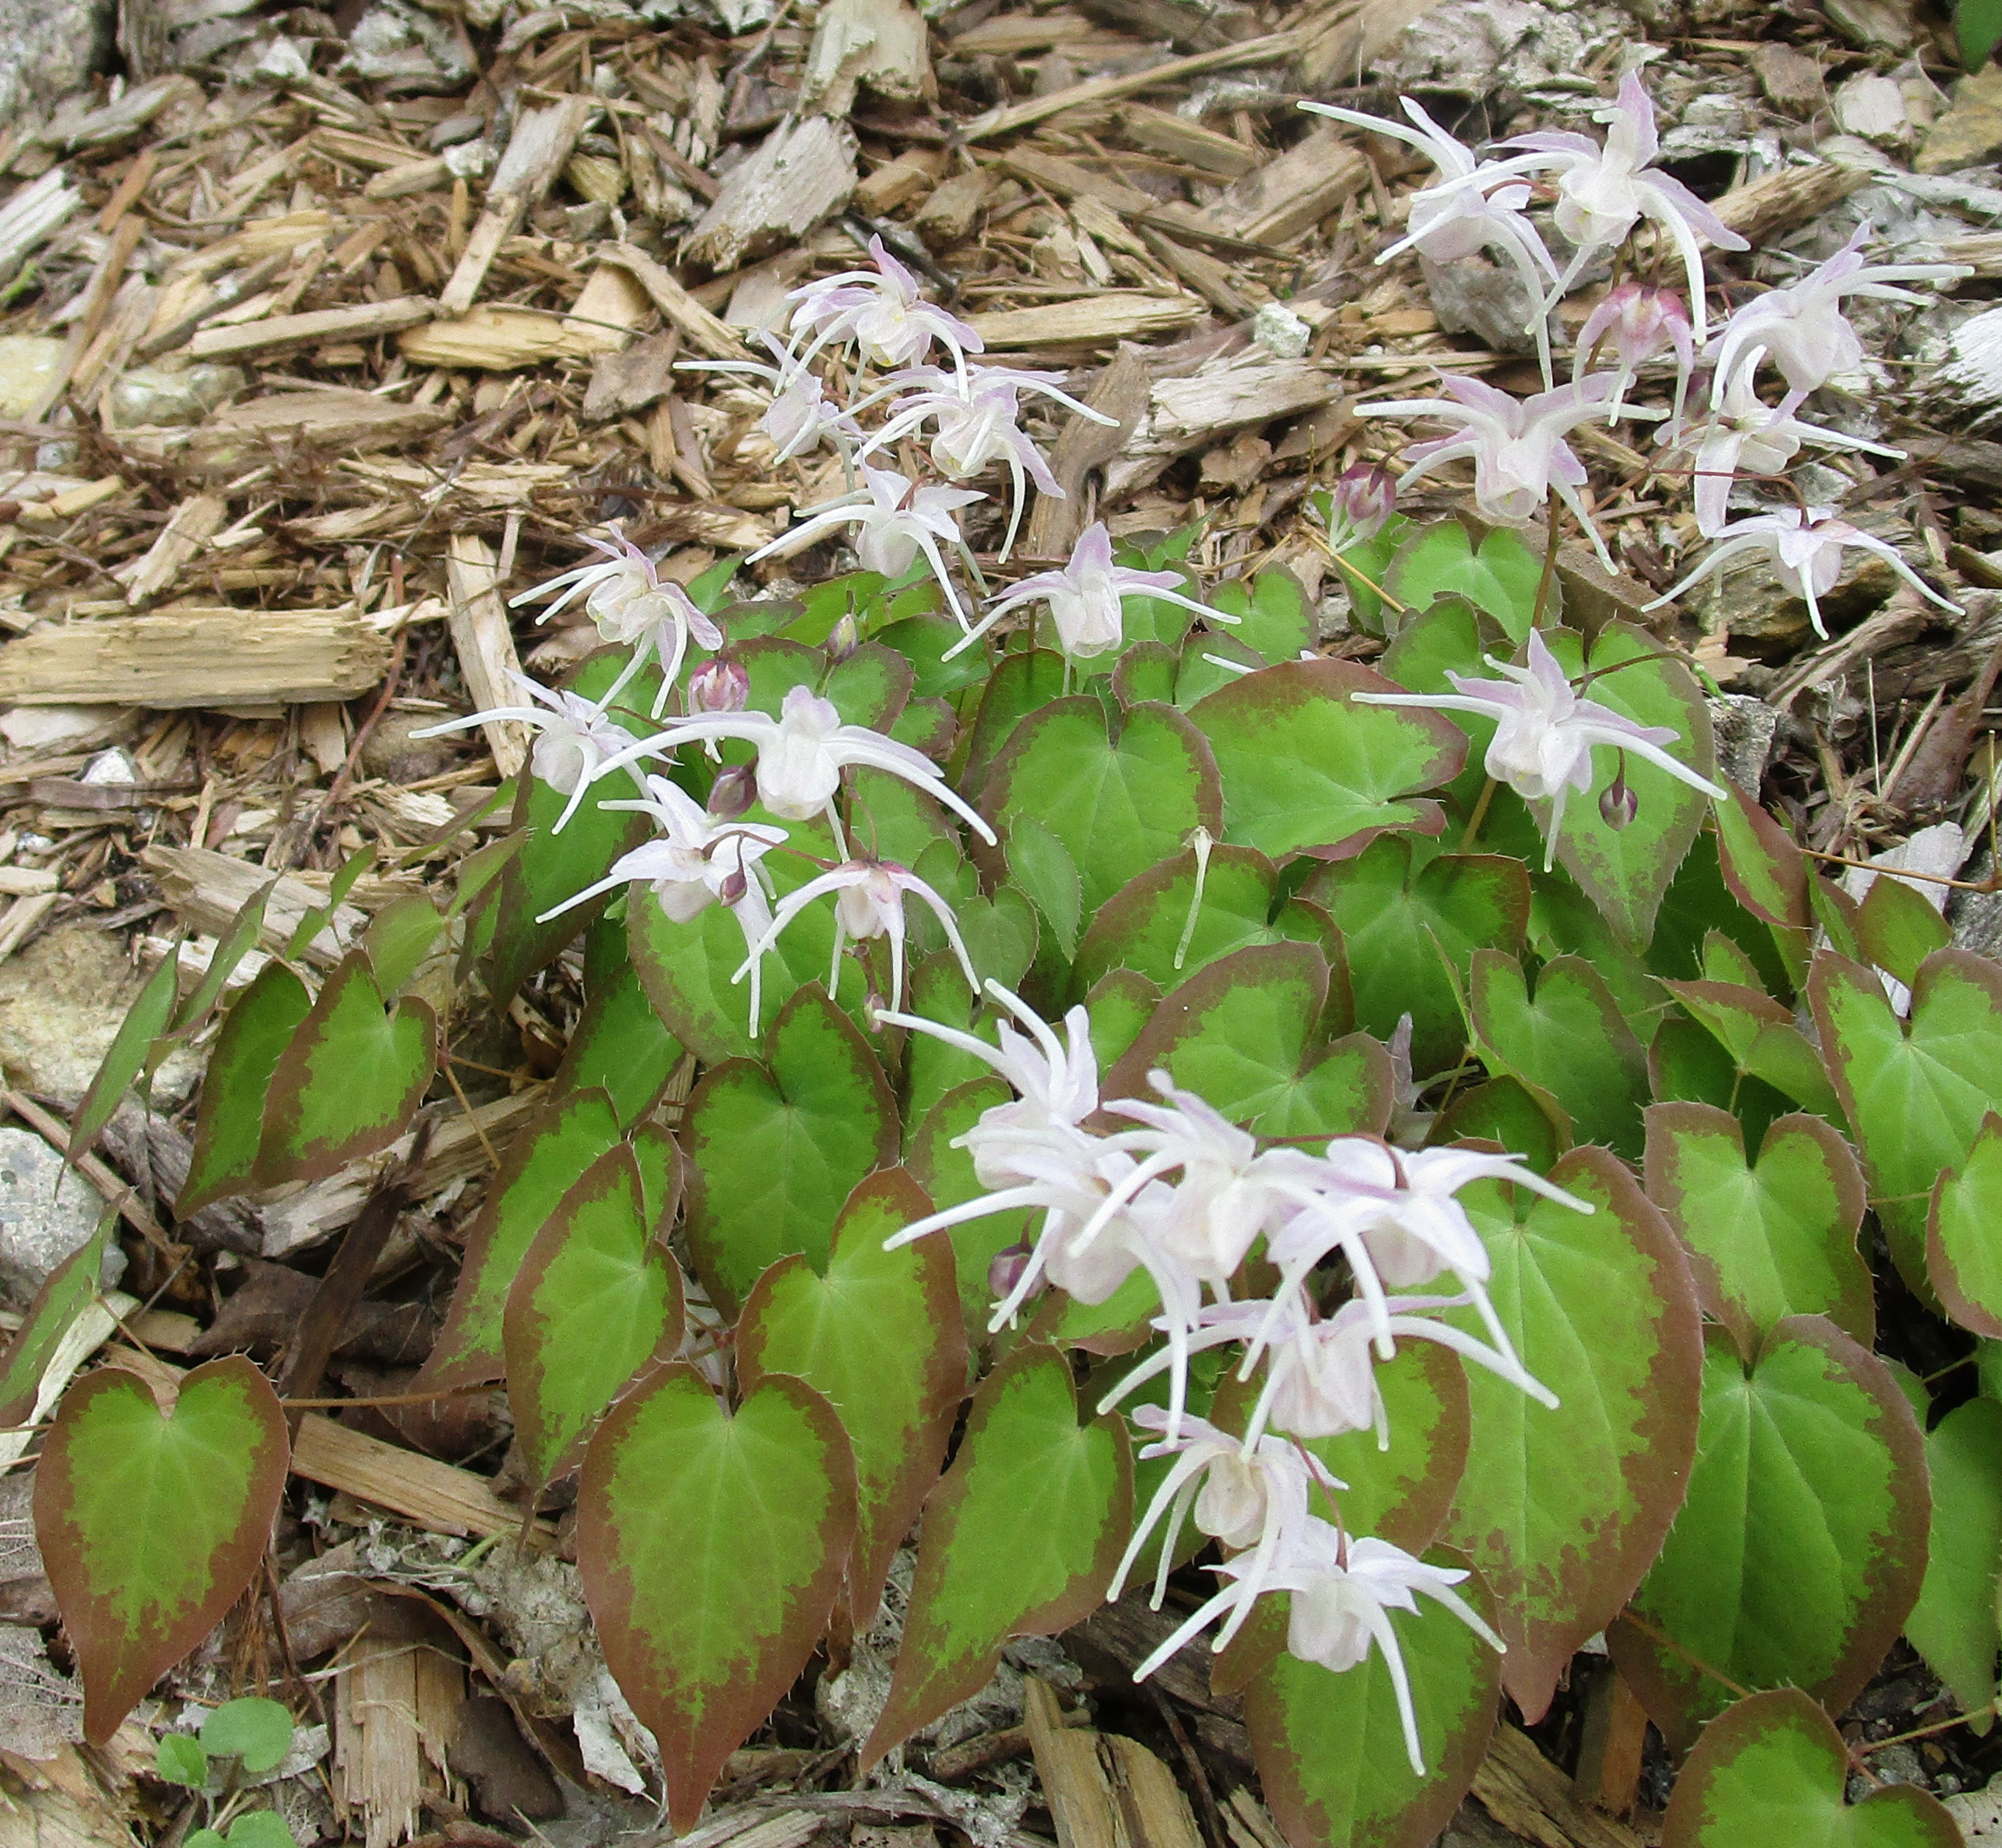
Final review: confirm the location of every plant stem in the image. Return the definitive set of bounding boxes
[1460,777,1499,850]
[1532,487,1563,631]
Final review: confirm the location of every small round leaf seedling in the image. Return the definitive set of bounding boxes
[200,1697,295,1775]
[155,1733,209,1788]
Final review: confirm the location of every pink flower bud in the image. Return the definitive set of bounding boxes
[1599,770,1639,831]
[707,763,756,819]
[1577,282,1691,372]
[987,1242,1039,1304]
[826,613,861,662]
[1327,463,1396,551]
[687,656,750,715]
[716,864,749,906]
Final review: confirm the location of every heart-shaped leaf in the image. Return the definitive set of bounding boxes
[1206,565,1316,663]
[1074,843,1340,999]
[963,648,1066,796]
[862,1342,1130,1765]
[36,1358,288,1742]
[0,1209,112,1429]
[738,1168,966,1622]
[1188,659,1466,861]
[505,1144,686,1491]
[1812,948,2002,1297]
[1104,942,1391,1141]
[417,1089,625,1392]
[1662,1688,1959,1848]
[1007,813,1083,961]
[1662,978,1845,1122]
[549,950,684,1131]
[254,950,437,1189]
[1247,1557,1502,1848]
[982,696,1222,919]
[1927,1112,2002,1336]
[907,1076,1033,1333]
[1905,1395,2002,1721]
[1303,839,1529,1080]
[1857,875,1951,994]
[1467,950,1647,1157]
[1445,1148,1704,1722]
[1714,788,1812,953]
[178,964,312,1215]
[1612,1318,1929,1749]
[359,895,445,998]
[682,984,898,1314]
[1386,517,1543,640]
[1645,1103,1873,1349]
[580,1365,855,1830]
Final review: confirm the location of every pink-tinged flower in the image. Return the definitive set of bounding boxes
[1353,629,1726,865]
[1673,357,1902,537]
[686,656,750,715]
[677,333,864,463]
[784,235,985,382]
[964,522,1241,662]
[1646,504,1962,639]
[1362,373,1643,567]
[1574,282,1695,423]
[1490,72,1748,340]
[750,465,986,630]
[536,773,786,933]
[1302,98,1559,379]
[1704,224,1967,405]
[508,526,725,718]
[1324,462,1398,553]
[596,683,999,843]
[413,673,642,834]
[860,365,1108,562]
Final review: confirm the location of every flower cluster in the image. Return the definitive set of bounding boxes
[1313,77,1966,633]
[877,981,1588,1774]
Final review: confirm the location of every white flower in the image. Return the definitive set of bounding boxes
[596,683,1000,843]
[783,234,985,381]
[1574,282,1696,425]
[1352,628,1726,867]
[749,465,986,630]
[1362,374,1646,569]
[964,523,1241,662]
[1646,504,1962,639]
[677,333,864,463]
[1704,223,1967,405]
[731,854,980,1032]
[507,526,724,718]
[1487,72,1748,339]
[413,673,641,834]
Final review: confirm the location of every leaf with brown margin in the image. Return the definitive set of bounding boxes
[579,1366,855,1830]
[1927,1112,2002,1337]
[35,1358,287,1742]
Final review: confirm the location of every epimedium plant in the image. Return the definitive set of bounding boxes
[14,66,2001,1848]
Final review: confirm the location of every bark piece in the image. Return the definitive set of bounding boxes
[399,305,612,370]
[125,390,453,475]
[439,96,592,316]
[684,116,860,273]
[445,533,528,778]
[601,241,746,361]
[1705,161,1868,248]
[1025,344,1150,557]
[1116,104,1261,179]
[967,292,1207,351]
[140,843,401,967]
[334,1638,464,1848]
[1298,0,1450,87]
[584,331,684,421]
[0,609,392,706]
[1104,353,1332,498]
[1025,1677,1121,1848]
[858,147,948,216]
[185,296,436,361]
[1469,1725,1646,1848]
[112,493,226,606]
[800,0,934,118]
[1185,123,1367,246]
[915,168,992,242]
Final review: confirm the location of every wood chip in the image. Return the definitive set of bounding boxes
[1706,159,1870,248]
[857,146,949,217]
[1026,343,1150,556]
[1025,1677,1120,1848]
[364,155,452,201]
[1185,122,1368,245]
[112,492,226,604]
[600,240,745,361]
[0,608,394,706]
[186,296,436,361]
[684,116,861,274]
[1468,1725,1647,1848]
[1106,353,1334,496]
[295,1414,551,1541]
[967,292,1208,350]
[800,0,936,117]
[445,533,529,777]
[440,96,593,316]
[400,305,609,370]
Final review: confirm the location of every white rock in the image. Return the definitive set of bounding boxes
[1251,301,1311,359]
[0,1126,120,1306]
[1834,72,1913,148]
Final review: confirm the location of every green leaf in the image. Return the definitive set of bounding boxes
[1007,813,1083,962]
[1714,789,1812,944]
[254,950,437,1189]
[0,1209,112,1429]
[69,949,179,1167]
[1075,843,1340,999]
[416,1089,625,1392]
[1467,950,1648,1157]
[1962,0,2002,70]
[1905,1397,2002,1722]
[1661,978,1844,1122]
[1429,1079,1568,1172]
[1812,948,2002,1297]
[1541,625,1718,949]
[964,648,1067,796]
[284,842,376,963]
[1929,1112,2002,1336]
[550,952,683,1130]
[35,1358,289,1743]
[906,1076,1032,1333]
[156,1733,208,1787]
[863,1343,1130,1765]
[1645,1104,1873,1350]
[739,1169,966,1622]
[178,964,313,1215]
[1446,1148,1704,1722]
[1857,877,1951,993]
[1661,1687,1960,1847]
[1303,839,1529,1080]
[1105,942,1391,1141]
[1386,518,1544,641]
[580,1365,856,1830]
[1612,1318,1929,1749]
[983,696,1221,919]
[1248,1558,1502,1848]
[506,1144,686,1491]
[1188,659,1466,860]
[487,649,658,1006]
[358,896,445,998]
[877,614,992,698]
[1207,566,1316,664]
[168,881,274,1039]
[223,1813,298,1848]
[683,984,898,1314]
[201,1697,295,1774]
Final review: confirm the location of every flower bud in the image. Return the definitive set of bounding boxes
[706,762,757,820]
[686,656,750,715]
[1327,463,1396,551]
[1578,282,1691,371]
[716,864,749,906]
[1599,770,1639,831]
[987,1242,1038,1304]
[826,613,861,662]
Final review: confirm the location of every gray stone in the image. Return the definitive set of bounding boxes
[0,0,110,131]
[1707,694,1780,795]
[0,925,199,1109]
[107,363,246,429]
[1419,251,1554,359]
[0,1126,120,1306]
